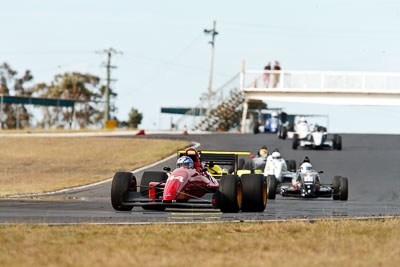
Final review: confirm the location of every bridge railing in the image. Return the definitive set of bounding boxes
[242,70,400,91]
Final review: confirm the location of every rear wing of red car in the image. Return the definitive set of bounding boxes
[177,150,250,175]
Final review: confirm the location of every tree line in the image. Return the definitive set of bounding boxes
[0,63,142,129]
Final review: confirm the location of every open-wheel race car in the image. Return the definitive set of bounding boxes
[266,160,348,200]
[111,148,268,213]
[292,126,342,151]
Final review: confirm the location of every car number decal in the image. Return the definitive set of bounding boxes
[304,176,314,182]
[169,176,184,183]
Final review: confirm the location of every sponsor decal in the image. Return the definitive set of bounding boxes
[169,175,184,183]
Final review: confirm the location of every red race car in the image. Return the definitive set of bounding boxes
[111,148,267,213]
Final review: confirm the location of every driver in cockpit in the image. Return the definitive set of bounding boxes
[176,156,194,169]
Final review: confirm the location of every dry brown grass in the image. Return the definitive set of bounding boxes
[0,128,132,134]
[0,219,399,267]
[0,137,188,196]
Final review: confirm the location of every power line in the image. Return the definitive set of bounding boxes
[96,47,123,123]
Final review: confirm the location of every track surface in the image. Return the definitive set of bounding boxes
[1,133,400,224]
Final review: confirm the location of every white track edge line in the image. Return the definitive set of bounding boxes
[6,141,201,198]
[0,215,398,226]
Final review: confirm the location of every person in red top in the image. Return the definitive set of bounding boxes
[263,61,271,88]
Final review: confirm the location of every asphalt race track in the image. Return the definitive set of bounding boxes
[1,133,400,224]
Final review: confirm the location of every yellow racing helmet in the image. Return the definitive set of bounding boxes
[259,148,268,159]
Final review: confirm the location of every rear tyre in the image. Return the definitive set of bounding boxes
[111,172,136,211]
[282,127,288,140]
[140,171,168,197]
[336,136,342,150]
[253,122,260,134]
[140,171,168,211]
[238,158,245,170]
[339,177,348,201]
[332,176,341,200]
[244,161,252,170]
[278,126,282,139]
[292,134,299,149]
[267,175,277,199]
[241,174,267,212]
[289,160,296,172]
[219,175,242,213]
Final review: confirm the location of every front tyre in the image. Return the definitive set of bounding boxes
[111,172,136,211]
[339,177,348,200]
[332,176,341,200]
[292,134,299,150]
[335,135,342,150]
[241,174,267,212]
[219,175,242,213]
[267,175,277,199]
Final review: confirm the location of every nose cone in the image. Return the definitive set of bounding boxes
[163,179,181,201]
[163,168,189,201]
[313,132,323,146]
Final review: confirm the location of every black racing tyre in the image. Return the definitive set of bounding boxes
[333,134,338,149]
[332,176,341,200]
[339,177,349,201]
[238,158,245,170]
[278,125,282,139]
[336,135,342,150]
[241,174,267,212]
[244,161,252,171]
[219,175,242,213]
[288,121,295,131]
[111,172,136,211]
[282,127,288,140]
[267,175,277,199]
[140,171,168,197]
[140,171,168,211]
[253,122,260,134]
[292,134,299,150]
[289,160,296,172]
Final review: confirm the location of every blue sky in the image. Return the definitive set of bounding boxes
[1,0,400,133]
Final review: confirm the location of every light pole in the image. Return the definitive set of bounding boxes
[204,20,218,116]
[96,47,122,124]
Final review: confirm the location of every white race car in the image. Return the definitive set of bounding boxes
[263,151,297,199]
[292,125,342,150]
[280,117,310,140]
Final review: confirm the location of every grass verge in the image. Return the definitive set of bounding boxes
[0,219,399,267]
[0,128,135,134]
[0,137,188,196]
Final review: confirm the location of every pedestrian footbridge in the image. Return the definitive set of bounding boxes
[240,65,400,132]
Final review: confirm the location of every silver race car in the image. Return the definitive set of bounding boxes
[267,159,348,200]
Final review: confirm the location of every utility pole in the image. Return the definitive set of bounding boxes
[204,20,218,116]
[96,47,123,124]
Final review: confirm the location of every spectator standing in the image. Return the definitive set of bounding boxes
[273,61,281,88]
[263,61,271,88]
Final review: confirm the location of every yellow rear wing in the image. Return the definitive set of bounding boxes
[177,150,250,156]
